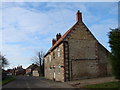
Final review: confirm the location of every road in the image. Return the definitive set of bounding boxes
[2,76,74,88]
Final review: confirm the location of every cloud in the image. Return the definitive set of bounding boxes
[2,44,31,68]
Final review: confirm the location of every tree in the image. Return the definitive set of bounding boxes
[108,28,120,80]
[32,50,45,76]
[0,53,9,69]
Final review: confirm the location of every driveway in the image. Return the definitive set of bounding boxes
[2,76,74,88]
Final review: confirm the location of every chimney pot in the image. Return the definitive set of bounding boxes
[76,10,82,22]
[58,33,61,37]
[56,33,61,41]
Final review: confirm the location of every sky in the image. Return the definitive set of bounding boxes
[0,2,118,69]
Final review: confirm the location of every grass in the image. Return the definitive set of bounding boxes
[0,76,16,86]
[84,81,120,88]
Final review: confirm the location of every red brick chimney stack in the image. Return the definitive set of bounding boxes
[76,10,82,22]
[56,33,61,41]
[52,39,56,46]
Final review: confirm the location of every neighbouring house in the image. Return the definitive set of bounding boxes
[26,64,40,76]
[2,66,25,77]
[32,67,40,77]
[44,10,112,82]
[15,66,26,75]
[6,69,13,75]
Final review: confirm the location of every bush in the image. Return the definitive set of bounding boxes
[108,28,120,80]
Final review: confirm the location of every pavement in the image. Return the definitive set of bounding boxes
[65,76,119,88]
[2,76,74,88]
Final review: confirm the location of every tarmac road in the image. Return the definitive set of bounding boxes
[2,76,74,88]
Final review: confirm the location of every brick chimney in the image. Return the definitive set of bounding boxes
[52,39,56,46]
[56,33,61,41]
[76,10,82,22]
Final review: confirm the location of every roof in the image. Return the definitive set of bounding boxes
[44,21,110,57]
[33,67,40,71]
[44,11,110,57]
[44,22,79,57]
[26,64,38,70]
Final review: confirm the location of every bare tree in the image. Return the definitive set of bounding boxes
[32,50,45,76]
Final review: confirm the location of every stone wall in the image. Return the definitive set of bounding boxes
[44,21,112,82]
[64,22,111,80]
[44,43,65,82]
[72,60,99,80]
[32,70,39,76]
[97,43,112,76]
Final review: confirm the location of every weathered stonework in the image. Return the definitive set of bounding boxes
[44,11,112,82]
[44,43,65,82]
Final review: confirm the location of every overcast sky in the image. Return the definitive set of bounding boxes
[0,2,118,69]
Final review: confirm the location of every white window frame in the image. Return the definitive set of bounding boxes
[57,48,60,57]
[58,64,61,74]
[49,55,51,62]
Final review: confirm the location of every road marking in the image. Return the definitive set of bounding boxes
[25,79,31,90]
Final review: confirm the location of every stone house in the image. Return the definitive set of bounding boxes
[26,64,40,76]
[44,10,112,82]
[15,66,26,75]
[32,67,40,77]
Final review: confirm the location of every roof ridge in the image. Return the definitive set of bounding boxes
[44,22,79,57]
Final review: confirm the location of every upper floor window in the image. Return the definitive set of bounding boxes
[58,64,61,74]
[53,52,55,59]
[49,55,51,62]
[57,48,60,57]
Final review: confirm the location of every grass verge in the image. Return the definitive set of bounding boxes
[83,81,120,88]
[0,76,16,86]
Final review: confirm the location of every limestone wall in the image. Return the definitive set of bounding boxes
[44,43,65,82]
[64,22,110,80]
[97,43,112,76]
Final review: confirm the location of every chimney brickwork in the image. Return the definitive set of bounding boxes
[52,39,56,46]
[56,33,61,41]
[76,10,82,22]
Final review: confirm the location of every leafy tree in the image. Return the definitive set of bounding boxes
[32,50,45,76]
[108,28,120,80]
[0,53,9,68]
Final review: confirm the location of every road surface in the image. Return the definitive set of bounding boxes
[2,76,74,88]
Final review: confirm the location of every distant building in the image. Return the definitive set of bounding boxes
[2,69,8,80]
[15,66,26,75]
[32,67,40,77]
[26,64,40,76]
[44,10,112,82]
